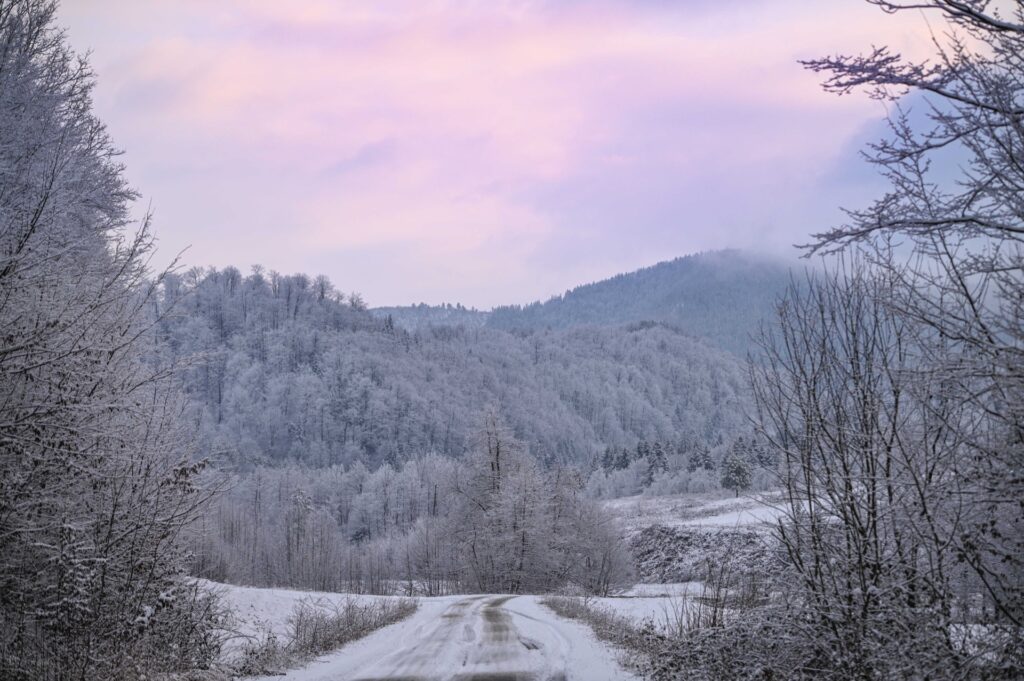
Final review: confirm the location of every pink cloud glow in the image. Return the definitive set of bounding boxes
[61,0,936,307]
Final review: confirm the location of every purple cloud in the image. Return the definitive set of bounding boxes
[59,0,936,307]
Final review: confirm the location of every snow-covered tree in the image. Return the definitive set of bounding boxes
[801,1,1024,640]
[719,452,751,497]
[193,411,632,596]
[152,265,752,473]
[0,2,222,677]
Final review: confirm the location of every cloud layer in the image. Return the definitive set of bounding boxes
[61,0,934,307]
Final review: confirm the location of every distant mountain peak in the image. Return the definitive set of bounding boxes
[486,249,793,356]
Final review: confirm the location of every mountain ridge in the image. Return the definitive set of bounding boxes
[373,249,793,357]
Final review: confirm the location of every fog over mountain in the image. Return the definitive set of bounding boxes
[374,250,793,357]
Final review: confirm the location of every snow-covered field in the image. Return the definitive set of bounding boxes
[211,581,637,680]
[604,491,785,536]
[588,492,786,630]
[586,582,705,632]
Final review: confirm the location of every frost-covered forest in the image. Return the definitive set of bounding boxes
[371,301,489,331]
[158,265,752,470]
[160,263,767,602]
[192,412,633,597]
[2,0,1023,679]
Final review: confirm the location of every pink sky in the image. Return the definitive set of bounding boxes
[60,0,935,307]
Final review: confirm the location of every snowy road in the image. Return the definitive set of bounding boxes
[257,593,637,681]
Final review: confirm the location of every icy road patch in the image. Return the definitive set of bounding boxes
[252,592,637,681]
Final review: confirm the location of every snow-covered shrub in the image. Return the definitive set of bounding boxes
[232,597,417,676]
[543,586,796,681]
[629,525,779,584]
[643,470,692,497]
[682,469,717,494]
[127,582,230,675]
[287,598,416,658]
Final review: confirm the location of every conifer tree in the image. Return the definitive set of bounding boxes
[720,453,752,496]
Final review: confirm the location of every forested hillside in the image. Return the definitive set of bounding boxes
[488,250,791,356]
[157,267,750,471]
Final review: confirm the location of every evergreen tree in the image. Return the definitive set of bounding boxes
[750,438,776,469]
[641,458,655,487]
[600,446,615,471]
[650,441,668,474]
[614,448,631,471]
[720,452,752,496]
[687,443,715,472]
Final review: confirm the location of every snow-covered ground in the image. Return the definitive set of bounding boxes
[587,582,706,632]
[205,494,785,677]
[212,581,637,680]
[206,581,405,655]
[604,490,785,536]
[680,502,785,528]
[587,492,787,631]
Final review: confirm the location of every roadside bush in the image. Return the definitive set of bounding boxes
[233,597,417,676]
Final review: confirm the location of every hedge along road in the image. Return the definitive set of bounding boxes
[253,593,638,681]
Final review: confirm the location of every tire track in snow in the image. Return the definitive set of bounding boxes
[255,592,635,681]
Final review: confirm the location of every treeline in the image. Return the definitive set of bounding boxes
[191,413,633,596]
[155,266,751,471]
[374,251,790,359]
[586,435,775,499]
[371,302,489,331]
